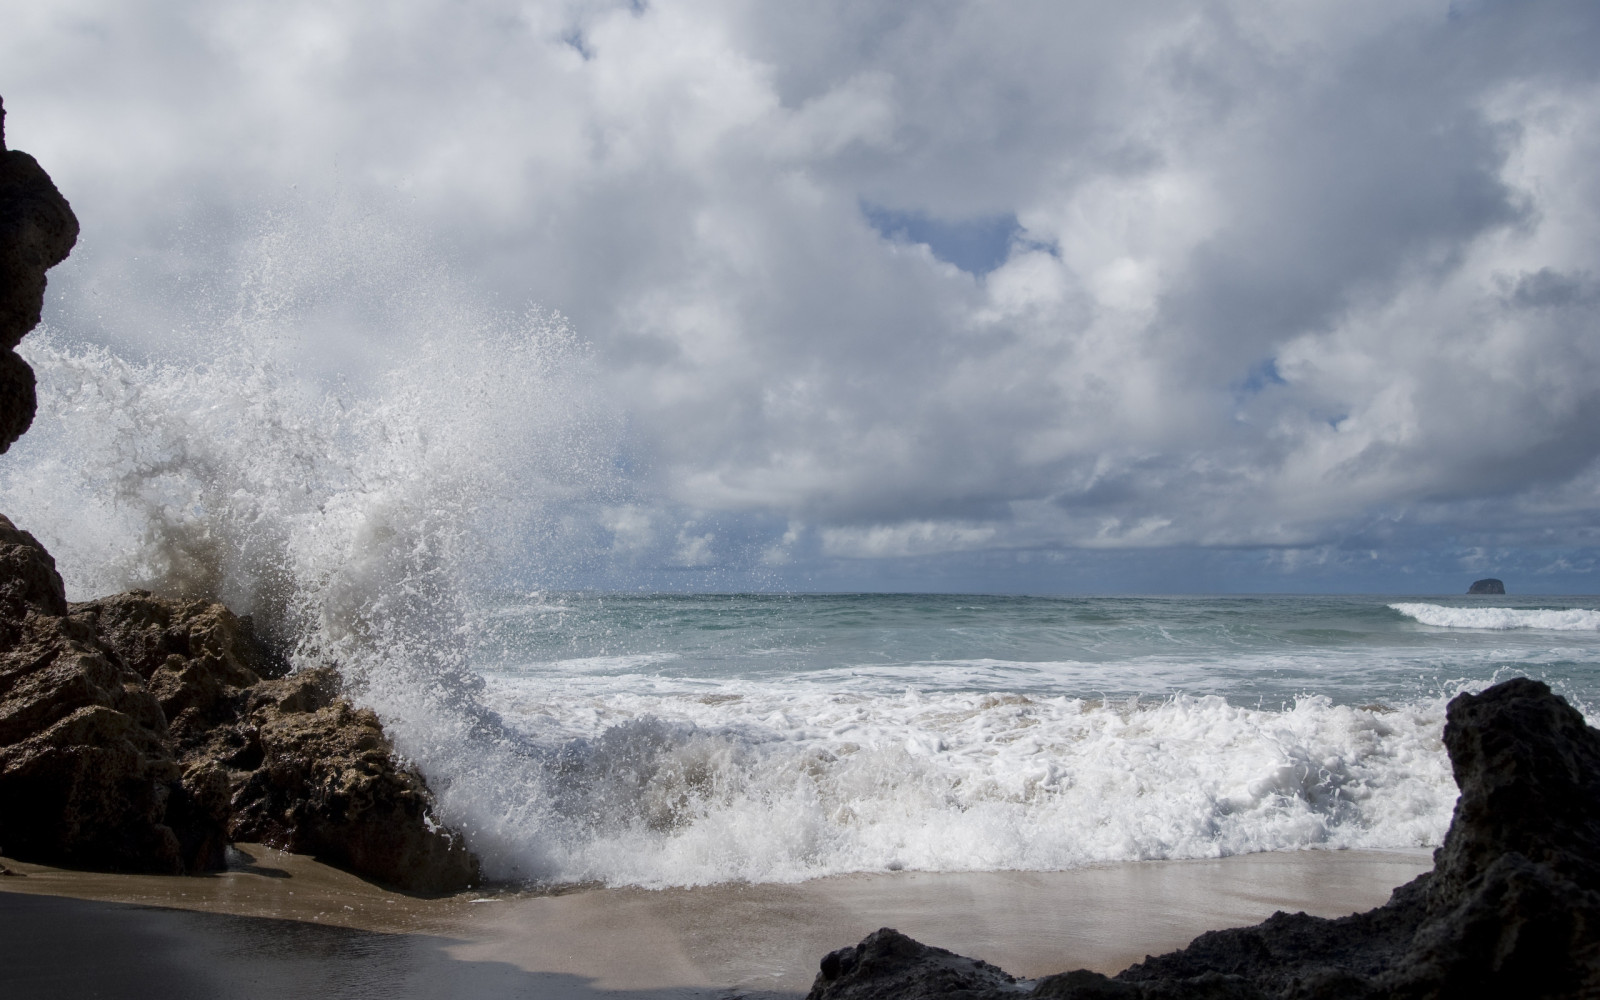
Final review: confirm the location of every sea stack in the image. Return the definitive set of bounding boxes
[0,96,80,453]
[1468,578,1506,595]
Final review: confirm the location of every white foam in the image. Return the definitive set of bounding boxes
[506,652,684,675]
[469,677,1460,887]
[1391,603,1600,631]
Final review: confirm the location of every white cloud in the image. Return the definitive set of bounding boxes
[602,505,655,553]
[822,521,997,560]
[673,526,716,567]
[4,0,1599,588]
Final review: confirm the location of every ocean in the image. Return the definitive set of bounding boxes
[6,334,1600,892]
[448,592,1600,887]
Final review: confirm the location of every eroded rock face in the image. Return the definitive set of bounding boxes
[0,96,80,453]
[75,591,286,748]
[0,515,211,872]
[194,668,480,894]
[808,679,1600,1000]
[0,518,478,892]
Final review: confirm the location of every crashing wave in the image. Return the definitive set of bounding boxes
[1390,603,1600,631]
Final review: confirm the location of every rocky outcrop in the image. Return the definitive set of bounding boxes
[0,96,79,453]
[0,516,219,872]
[0,518,478,892]
[0,96,473,892]
[189,667,480,894]
[808,678,1600,1000]
[815,929,1020,1000]
[1467,578,1506,595]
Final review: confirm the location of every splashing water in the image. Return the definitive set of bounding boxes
[8,215,1581,888]
[2,212,626,880]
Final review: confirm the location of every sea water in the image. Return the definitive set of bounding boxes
[454,592,1600,885]
[5,229,1599,889]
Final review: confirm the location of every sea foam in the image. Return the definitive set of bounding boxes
[468,674,1458,887]
[1391,603,1600,631]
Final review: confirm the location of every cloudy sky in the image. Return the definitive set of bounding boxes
[3,0,1599,593]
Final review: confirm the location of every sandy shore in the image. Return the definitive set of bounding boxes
[0,846,1432,998]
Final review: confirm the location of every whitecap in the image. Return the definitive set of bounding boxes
[1390,603,1600,631]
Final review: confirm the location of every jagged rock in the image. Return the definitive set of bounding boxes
[0,517,478,892]
[82,593,479,894]
[209,668,479,894]
[0,515,214,872]
[808,678,1600,1000]
[74,591,285,749]
[0,95,473,891]
[0,350,35,456]
[0,96,80,452]
[1467,579,1505,595]
[810,928,1019,1000]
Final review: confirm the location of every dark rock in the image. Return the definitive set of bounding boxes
[1467,579,1505,595]
[0,96,80,452]
[0,515,206,872]
[85,593,478,894]
[807,678,1600,1000]
[75,591,286,749]
[806,927,1018,1000]
[0,515,478,892]
[197,667,480,894]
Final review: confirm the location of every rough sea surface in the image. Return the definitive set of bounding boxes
[455,592,1600,886]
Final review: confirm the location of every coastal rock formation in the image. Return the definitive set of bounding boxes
[816,929,1019,1000]
[0,96,79,453]
[0,516,219,872]
[190,667,480,894]
[1467,578,1506,595]
[0,95,474,892]
[0,518,478,891]
[808,678,1600,1000]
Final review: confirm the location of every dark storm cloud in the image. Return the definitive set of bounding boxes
[3,0,1599,589]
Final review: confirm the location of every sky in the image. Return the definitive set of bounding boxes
[2,0,1599,593]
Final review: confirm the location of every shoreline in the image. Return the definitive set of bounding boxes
[0,846,1433,997]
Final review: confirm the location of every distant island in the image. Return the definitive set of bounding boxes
[1468,578,1506,595]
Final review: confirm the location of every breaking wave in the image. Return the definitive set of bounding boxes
[475,673,1458,886]
[1390,603,1600,631]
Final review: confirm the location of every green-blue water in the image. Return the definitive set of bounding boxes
[473,593,1600,707]
[448,593,1600,885]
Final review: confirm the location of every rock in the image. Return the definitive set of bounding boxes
[0,96,474,891]
[0,96,80,452]
[0,516,479,892]
[807,678,1600,1000]
[807,927,1019,1000]
[0,515,212,872]
[74,591,286,749]
[83,593,479,894]
[1467,579,1505,595]
[193,667,480,894]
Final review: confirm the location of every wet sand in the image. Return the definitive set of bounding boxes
[0,846,1432,998]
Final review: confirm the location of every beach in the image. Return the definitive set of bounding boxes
[0,845,1432,998]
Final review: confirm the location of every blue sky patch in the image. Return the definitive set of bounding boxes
[862,204,1022,276]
